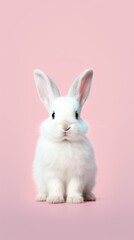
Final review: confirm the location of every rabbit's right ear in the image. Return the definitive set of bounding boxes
[68,68,93,109]
[34,69,60,110]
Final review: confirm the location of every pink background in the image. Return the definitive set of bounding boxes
[0,0,134,239]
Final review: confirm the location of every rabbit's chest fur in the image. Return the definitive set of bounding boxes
[34,137,96,184]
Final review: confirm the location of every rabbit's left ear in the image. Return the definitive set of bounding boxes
[68,68,93,109]
[34,69,60,110]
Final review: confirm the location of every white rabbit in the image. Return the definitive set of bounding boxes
[33,68,97,203]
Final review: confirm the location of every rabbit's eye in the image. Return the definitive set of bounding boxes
[52,112,55,119]
[75,111,79,120]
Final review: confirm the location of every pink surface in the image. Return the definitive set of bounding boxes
[0,0,134,239]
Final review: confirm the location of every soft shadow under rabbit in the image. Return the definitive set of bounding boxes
[33,69,97,203]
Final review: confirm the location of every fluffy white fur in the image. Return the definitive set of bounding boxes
[33,69,97,203]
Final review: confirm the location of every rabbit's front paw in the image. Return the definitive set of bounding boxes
[35,193,47,201]
[67,195,84,204]
[46,195,64,204]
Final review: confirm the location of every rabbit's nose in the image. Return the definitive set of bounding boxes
[62,122,71,131]
[64,126,71,131]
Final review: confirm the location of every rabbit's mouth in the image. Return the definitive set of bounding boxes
[62,131,70,140]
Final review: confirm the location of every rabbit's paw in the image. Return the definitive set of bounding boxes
[84,192,96,201]
[35,193,47,201]
[67,195,84,203]
[46,195,64,204]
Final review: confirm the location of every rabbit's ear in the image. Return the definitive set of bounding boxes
[34,69,60,110]
[68,69,93,109]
